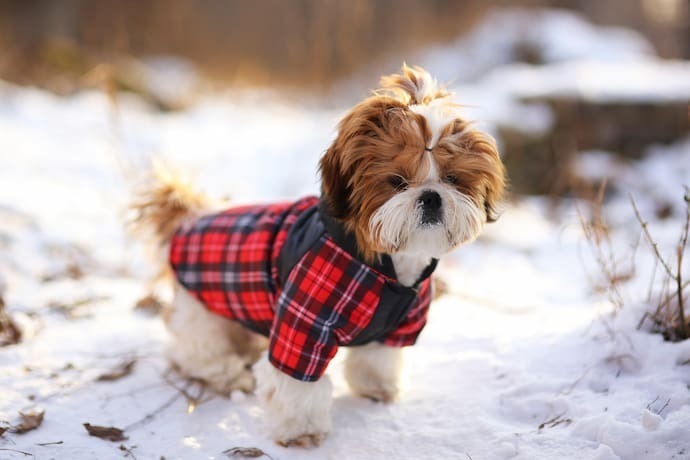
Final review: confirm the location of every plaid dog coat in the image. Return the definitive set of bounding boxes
[169,196,437,381]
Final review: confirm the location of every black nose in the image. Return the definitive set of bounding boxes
[418,190,442,225]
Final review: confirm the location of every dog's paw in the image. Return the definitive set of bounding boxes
[171,351,256,396]
[262,394,332,447]
[348,372,399,403]
[267,415,330,448]
[344,343,402,403]
[255,357,333,447]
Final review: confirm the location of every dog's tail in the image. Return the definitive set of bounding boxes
[128,159,211,249]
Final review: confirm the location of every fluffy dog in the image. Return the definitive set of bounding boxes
[131,65,505,447]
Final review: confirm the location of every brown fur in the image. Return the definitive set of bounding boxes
[128,160,211,248]
[320,65,506,262]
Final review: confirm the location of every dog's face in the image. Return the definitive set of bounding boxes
[320,65,505,262]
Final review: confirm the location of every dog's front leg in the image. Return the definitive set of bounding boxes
[344,341,403,402]
[254,356,332,447]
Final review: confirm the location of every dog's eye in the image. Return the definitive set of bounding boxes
[444,174,458,185]
[388,175,408,191]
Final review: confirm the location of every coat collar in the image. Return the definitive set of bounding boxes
[317,200,437,288]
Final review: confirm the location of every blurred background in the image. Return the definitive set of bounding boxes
[0,0,688,196]
[1,0,689,89]
[1,3,689,457]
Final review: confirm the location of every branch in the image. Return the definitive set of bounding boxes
[675,185,690,337]
[629,194,675,279]
[0,448,34,458]
[123,379,188,432]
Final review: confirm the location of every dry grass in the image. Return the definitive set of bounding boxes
[578,181,689,341]
[577,180,635,313]
[633,187,690,341]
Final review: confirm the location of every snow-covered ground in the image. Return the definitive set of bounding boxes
[1,9,690,460]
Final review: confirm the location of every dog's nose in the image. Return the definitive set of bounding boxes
[418,190,442,225]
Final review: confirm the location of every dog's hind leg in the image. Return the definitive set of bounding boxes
[165,282,258,395]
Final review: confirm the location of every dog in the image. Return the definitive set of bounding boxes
[130,65,505,447]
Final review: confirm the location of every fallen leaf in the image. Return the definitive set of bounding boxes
[223,446,273,459]
[0,296,22,347]
[12,408,45,434]
[134,294,165,315]
[0,426,7,436]
[96,359,136,382]
[83,423,127,442]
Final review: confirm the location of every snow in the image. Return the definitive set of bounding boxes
[1,8,690,460]
[483,59,690,103]
[416,9,655,84]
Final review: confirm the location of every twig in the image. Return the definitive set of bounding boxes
[0,448,34,457]
[123,366,192,431]
[123,384,188,432]
[629,194,675,279]
[119,366,208,429]
[674,186,689,337]
[652,281,690,317]
[36,441,63,446]
[561,365,594,395]
[99,381,170,409]
[646,396,660,410]
[657,398,671,416]
[161,372,209,413]
[119,444,138,460]
[646,256,659,303]
[538,414,572,431]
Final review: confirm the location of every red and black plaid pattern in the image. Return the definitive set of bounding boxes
[169,197,318,335]
[269,235,386,380]
[169,196,432,382]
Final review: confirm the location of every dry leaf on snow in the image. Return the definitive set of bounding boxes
[0,295,22,347]
[12,408,45,434]
[83,423,127,441]
[96,359,136,382]
[223,446,274,459]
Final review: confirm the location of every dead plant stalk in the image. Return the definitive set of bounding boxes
[630,189,689,339]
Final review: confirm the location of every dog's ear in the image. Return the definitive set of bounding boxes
[473,135,506,224]
[320,95,409,220]
[319,142,351,219]
[444,118,506,223]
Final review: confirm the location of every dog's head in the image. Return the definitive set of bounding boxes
[320,65,506,262]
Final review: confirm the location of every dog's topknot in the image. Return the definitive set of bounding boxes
[378,64,450,106]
